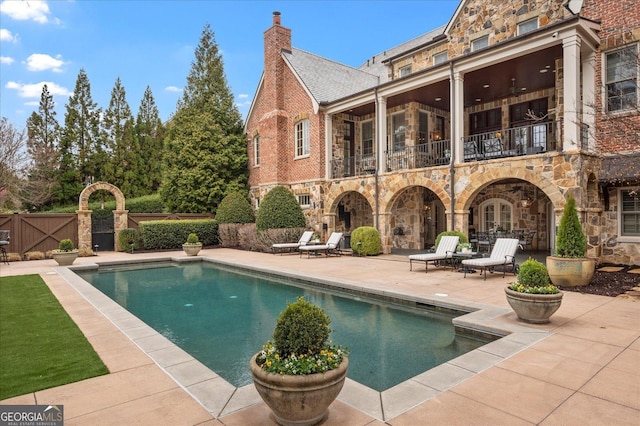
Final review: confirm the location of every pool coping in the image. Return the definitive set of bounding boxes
[59,255,552,422]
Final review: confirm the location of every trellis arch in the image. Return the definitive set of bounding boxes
[77,181,128,252]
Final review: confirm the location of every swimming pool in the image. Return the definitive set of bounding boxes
[76,261,494,392]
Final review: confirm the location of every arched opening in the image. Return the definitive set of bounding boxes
[332,191,374,248]
[77,182,128,252]
[388,186,445,252]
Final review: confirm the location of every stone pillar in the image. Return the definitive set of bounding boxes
[453,209,470,234]
[113,210,129,252]
[76,209,92,252]
[377,212,393,254]
[562,34,582,152]
[452,71,465,164]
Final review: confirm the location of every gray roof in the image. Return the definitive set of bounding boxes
[283,48,379,104]
[357,25,446,83]
[282,25,446,104]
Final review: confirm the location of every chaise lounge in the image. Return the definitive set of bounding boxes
[299,232,343,258]
[408,235,459,273]
[461,238,520,280]
[272,231,314,254]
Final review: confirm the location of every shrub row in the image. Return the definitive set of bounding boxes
[139,219,218,250]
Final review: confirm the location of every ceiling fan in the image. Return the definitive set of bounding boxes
[510,78,527,98]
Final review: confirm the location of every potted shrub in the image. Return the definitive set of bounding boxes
[182,233,202,256]
[250,297,349,426]
[52,238,79,266]
[546,195,596,287]
[457,242,473,254]
[505,258,563,323]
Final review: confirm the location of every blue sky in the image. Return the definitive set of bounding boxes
[0,0,459,129]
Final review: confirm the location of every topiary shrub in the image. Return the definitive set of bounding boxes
[350,226,381,255]
[117,228,139,251]
[509,257,558,294]
[216,192,255,224]
[273,297,331,358]
[186,233,200,244]
[58,239,75,252]
[255,186,306,231]
[555,195,587,258]
[434,230,468,248]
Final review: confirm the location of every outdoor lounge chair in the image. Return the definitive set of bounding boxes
[299,232,343,258]
[408,235,459,273]
[461,238,519,280]
[272,231,314,254]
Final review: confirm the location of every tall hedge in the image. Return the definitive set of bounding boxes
[139,219,218,249]
[255,186,306,231]
[216,192,254,224]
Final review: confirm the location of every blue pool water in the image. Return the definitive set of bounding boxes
[77,261,491,391]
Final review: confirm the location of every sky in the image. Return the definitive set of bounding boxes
[0,0,460,130]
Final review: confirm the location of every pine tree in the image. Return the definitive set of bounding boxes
[56,69,102,204]
[25,84,60,208]
[136,86,164,194]
[160,24,248,213]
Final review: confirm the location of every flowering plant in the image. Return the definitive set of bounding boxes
[255,296,348,375]
[256,341,348,375]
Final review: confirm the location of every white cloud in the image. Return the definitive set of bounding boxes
[1,56,14,64]
[238,93,248,99]
[0,28,18,42]
[5,80,71,99]
[165,86,182,92]
[0,0,51,24]
[25,53,65,72]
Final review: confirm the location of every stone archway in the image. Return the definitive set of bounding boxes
[77,182,128,252]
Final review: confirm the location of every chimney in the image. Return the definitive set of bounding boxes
[264,11,291,110]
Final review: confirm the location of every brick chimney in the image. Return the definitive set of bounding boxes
[264,11,291,110]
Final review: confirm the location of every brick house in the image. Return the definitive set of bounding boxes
[244,0,640,265]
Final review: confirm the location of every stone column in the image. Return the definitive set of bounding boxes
[562,34,582,152]
[76,209,92,252]
[377,212,393,254]
[113,210,129,252]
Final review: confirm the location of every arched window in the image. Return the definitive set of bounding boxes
[480,199,513,231]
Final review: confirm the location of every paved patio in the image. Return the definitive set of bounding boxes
[1,248,638,425]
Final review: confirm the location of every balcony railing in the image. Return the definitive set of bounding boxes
[330,120,574,176]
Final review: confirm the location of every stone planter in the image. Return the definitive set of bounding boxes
[505,287,564,324]
[546,256,596,287]
[52,251,78,266]
[250,353,348,426]
[182,243,202,256]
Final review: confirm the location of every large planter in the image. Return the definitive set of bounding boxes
[250,353,348,426]
[546,256,596,287]
[505,287,564,324]
[182,243,202,256]
[52,251,78,266]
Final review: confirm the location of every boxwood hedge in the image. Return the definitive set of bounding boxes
[139,219,218,249]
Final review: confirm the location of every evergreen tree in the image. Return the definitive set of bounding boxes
[56,69,101,204]
[136,86,164,194]
[160,24,248,213]
[25,84,60,208]
[102,77,138,196]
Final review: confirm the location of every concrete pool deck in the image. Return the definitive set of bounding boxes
[1,248,638,425]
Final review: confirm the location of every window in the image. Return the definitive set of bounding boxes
[469,108,502,135]
[480,199,513,231]
[253,134,260,166]
[399,65,412,77]
[418,111,428,145]
[361,120,374,157]
[606,45,638,112]
[621,189,640,236]
[472,36,489,52]
[518,18,538,35]
[391,112,406,152]
[295,120,310,157]
[433,51,448,65]
[297,194,311,208]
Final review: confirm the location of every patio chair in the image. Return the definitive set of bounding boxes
[299,232,343,258]
[461,238,519,280]
[0,230,9,265]
[518,231,535,251]
[408,235,459,273]
[272,231,314,254]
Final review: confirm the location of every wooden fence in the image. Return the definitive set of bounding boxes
[0,213,213,256]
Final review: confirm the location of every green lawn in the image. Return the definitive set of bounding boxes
[0,274,109,400]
